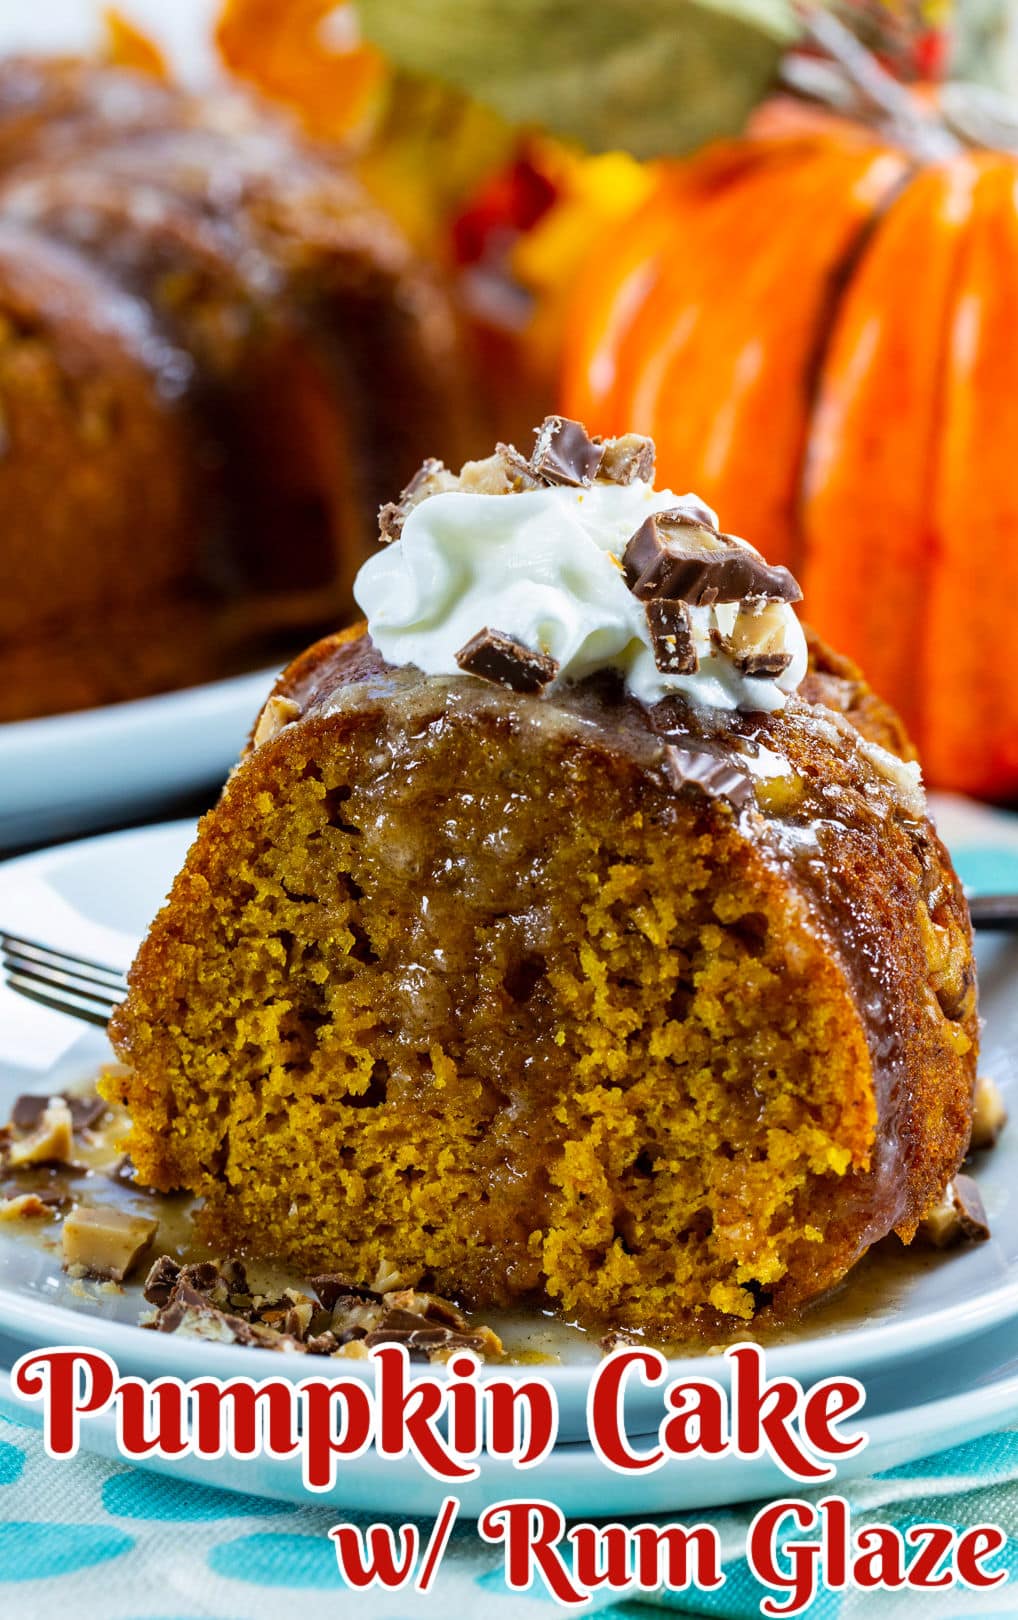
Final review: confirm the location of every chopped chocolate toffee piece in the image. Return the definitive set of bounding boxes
[662,743,756,810]
[141,1256,503,1361]
[646,599,698,674]
[623,514,801,606]
[496,441,542,492]
[62,1205,158,1282]
[918,1176,991,1248]
[310,1272,383,1311]
[599,1328,645,1354]
[734,648,794,678]
[598,433,656,485]
[971,1075,1008,1150]
[0,1192,61,1221]
[11,1091,105,1134]
[378,457,454,542]
[7,1098,76,1168]
[530,415,603,487]
[455,628,558,693]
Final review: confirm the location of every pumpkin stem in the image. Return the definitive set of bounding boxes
[786,3,960,159]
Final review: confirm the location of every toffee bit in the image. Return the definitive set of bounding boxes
[455,628,558,694]
[918,1175,991,1248]
[598,433,656,485]
[970,1075,1007,1151]
[529,415,603,487]
[496,441,542,492]
[62,1205,158,1283]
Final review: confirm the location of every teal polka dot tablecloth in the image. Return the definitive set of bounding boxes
[2,1407,1018,1619]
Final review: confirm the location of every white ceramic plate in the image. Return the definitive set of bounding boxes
[0,669,278,850]
[0,802,1017,1455]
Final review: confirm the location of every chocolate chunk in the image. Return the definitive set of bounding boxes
[11,1092,105,1133]
[646,599,699,674]
[143,1254,182,1306]
[378,457,450,542]
[951,1175,991,1242]
[455,628,558,694]
[598,433,656,485]
[662,744,756,810]
[529,416,604,487]
[310,1272,382,1311]
[623,514,801,606]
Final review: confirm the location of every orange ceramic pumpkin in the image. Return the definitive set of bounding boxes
[563,117,1018,800]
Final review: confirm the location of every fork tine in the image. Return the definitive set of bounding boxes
[2,944,126,996]
[0,932,127,987]
[4,962,120,1013]
[3,976,115,1029]
[2,957,124,1009]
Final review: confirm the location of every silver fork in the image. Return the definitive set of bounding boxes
[3,895,1018,1029]
[1,932,127,1028]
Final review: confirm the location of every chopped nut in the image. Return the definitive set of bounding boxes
[61,1205,158,1282]
[971,1075,1008,1151]
[918,1175,990,1248]
[252,695,300,749]
[8,1098,75,1168]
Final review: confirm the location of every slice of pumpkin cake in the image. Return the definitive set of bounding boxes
[107,418,977,1339]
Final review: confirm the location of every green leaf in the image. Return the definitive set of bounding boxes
[355,0,798,158]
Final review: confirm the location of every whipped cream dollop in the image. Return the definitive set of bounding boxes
[354,441,808,714]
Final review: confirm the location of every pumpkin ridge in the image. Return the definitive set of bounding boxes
[787,154,915,583]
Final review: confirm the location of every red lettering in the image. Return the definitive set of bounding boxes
[12,1348,116,1457]
[330,1522,418,1589]
[661,1381,726,1456]
[300,1377,374,1490]
[631,1523,724,1591]
[116,1376,188,1456]
[373,1346,472,1480]
[479,1500,586,1605]
[485,1377,557,1467]
[802,1379,866,1459]
[903,1524,955,1588]
[956,1525,1008,1588]
[747,1499,819,1618]
[853,1525,905,1588]
[190,1378,299,1457]
[587,1350,665,1472]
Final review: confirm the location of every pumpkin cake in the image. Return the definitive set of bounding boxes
[107,418,978,1340]
[0,55,466,722]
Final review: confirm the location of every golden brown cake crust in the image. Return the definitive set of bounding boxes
[109,622,977,1337]
[0,57,470,721]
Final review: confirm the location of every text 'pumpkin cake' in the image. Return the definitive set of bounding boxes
[107,418,978,1339]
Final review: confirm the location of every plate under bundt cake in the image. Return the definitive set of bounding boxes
[106,418,978,1340]
[0,56,467,722]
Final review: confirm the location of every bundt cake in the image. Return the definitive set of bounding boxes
[106,418,978,1340]
[0,56,466,722]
